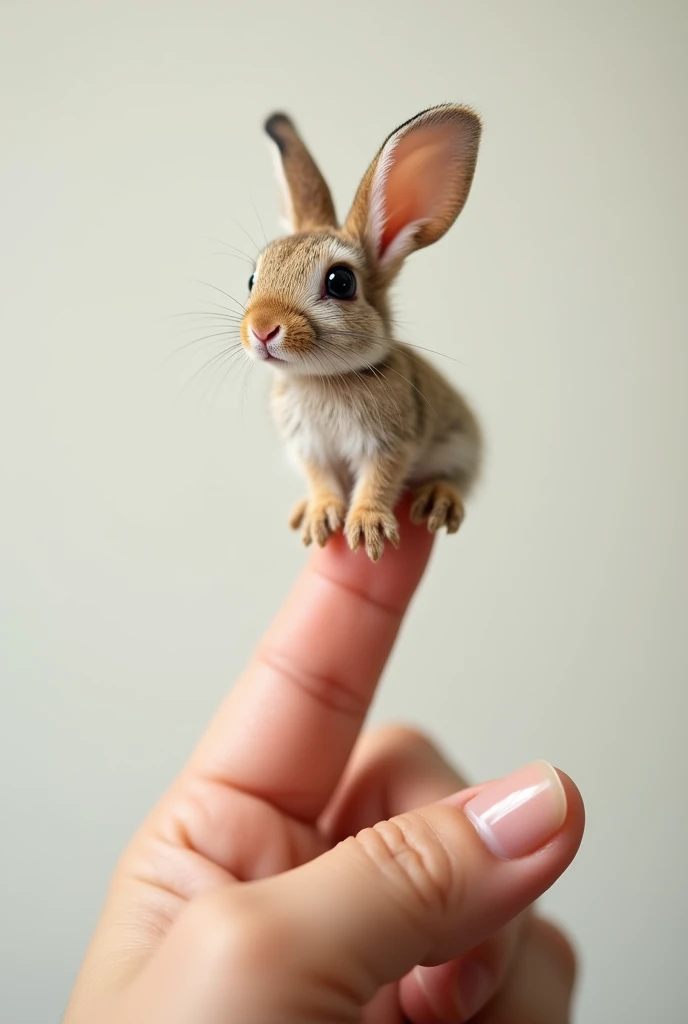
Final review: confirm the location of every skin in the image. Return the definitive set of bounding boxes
[64,499,584,1024]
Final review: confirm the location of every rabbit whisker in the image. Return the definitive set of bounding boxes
[310,348,340,410]
[206,344,249,409]
[205,236,256,262]
[315,325,394,404]
[170,310,244,323]
[178,344,246,402]
[317,322,471,369]
[380,361,435,414]
[195,280,247,313]
[172,322,243,337]
[314,343,395,434]
[203,302,246,319]
[239,356,256,422]
[228,216,262,255]
[166,333,243,363]
[315,324,433,416]
[250,197,269,248]
[396,340,472,370]
[207,348,250,411]
[210,251,255,267]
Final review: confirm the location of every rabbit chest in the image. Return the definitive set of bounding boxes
[270,371,416,473]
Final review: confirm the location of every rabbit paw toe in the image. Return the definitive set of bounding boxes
[345,506,399,562]
[411,482,465,534]
[291,496,346,547]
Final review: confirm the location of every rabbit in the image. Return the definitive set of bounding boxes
[239,103,484,562]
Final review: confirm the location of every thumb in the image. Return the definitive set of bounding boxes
[269,761,581,1001]
[153,761,583,1024]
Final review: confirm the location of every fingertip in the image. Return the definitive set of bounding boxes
[308,492,435,607]
[400,920,524,1023]
[475,915,579,1021]
[529,916,578,993]
[551,768,586,863]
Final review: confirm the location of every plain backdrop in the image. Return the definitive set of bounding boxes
[1,1,686,1021]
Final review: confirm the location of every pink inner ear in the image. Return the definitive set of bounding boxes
[378,125,460,257]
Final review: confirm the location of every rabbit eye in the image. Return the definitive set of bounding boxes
[325,265,357,300]
[248,273,255,292]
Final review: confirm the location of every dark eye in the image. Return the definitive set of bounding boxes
[325,265,356,300]
[248,273,255,292]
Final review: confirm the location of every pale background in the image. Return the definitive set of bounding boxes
[1,1,686,1021]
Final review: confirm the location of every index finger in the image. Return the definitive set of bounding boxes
[188,497,434,820]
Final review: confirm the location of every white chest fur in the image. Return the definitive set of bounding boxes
[271,375,383,473]
[269,364,481,497]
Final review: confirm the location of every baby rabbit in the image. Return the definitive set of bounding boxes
[240,104,484,562]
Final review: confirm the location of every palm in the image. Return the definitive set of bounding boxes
[130,760,423,1021]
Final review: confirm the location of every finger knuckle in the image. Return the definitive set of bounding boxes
[371,722,439,759]
[357,810,457,919]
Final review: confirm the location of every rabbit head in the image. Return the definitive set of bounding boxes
[240,105,482,376]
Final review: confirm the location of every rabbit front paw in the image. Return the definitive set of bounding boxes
[345,505,400,562]
[290,496,346,547]
[410,481,465,534]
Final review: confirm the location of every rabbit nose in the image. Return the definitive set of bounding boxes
[250,323,281,345]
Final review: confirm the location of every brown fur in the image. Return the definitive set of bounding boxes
[239,105,484,561]
[264,114,337,231]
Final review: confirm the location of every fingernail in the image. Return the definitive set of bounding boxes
[463,760,567,859]
[454,959,493,1020]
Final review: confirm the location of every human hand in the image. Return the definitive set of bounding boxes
[64,499,584,1023]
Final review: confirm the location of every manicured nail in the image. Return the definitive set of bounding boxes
[463,761,567,859]
[454,958,493,1020]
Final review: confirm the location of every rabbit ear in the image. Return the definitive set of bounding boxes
[264,113,337,233]
[344,105,482,275]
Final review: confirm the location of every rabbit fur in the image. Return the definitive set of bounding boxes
[239,104,484,562]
